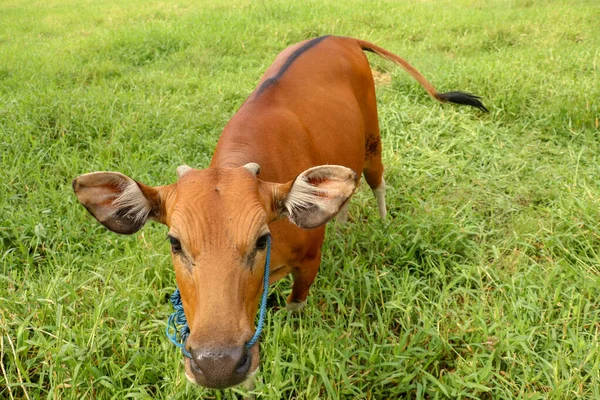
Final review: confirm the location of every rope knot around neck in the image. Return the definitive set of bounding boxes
[166,236,271,357]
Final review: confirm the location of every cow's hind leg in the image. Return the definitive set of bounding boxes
[364,135,387,221]
[360,72,387,221]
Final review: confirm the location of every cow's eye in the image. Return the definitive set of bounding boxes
[168,235,182,253]
[256,234,269,251]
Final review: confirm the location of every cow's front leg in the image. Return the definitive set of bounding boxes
[287,248,322,311]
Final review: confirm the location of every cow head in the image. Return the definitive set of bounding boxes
[72,163,356,388]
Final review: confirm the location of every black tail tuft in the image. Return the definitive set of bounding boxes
[437,91,489,112]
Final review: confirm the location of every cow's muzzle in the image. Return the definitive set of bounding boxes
[187,344,252,388]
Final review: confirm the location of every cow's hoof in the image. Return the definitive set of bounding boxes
[286,301,306,312]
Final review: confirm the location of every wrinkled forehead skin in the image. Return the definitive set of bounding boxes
[164,167,272,384]
[167,167,269,250]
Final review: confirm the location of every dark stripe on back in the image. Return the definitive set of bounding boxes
[254,35,331,97]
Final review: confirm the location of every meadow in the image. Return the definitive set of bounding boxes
[1,0,600,398]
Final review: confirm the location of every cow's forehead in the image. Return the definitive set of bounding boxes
[175,167,259,199]
[168,167,266,237]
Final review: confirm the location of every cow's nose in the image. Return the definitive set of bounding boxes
[189,345,251,388]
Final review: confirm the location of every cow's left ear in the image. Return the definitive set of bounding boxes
[72,172,172,234]
[265,165,357,229]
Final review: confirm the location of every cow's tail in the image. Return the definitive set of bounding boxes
[356,38,488,112]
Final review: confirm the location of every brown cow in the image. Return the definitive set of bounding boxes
[72,36,486,390]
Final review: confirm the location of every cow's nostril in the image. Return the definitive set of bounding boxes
[188,345,252,388]
[190,355,203,374]
[235,350,251,375]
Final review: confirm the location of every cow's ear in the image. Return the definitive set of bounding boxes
[72,172,172,234]
[267,165,357,229]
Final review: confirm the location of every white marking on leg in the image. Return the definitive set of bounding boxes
[372,179,387,221]
[286,301,306,312]
[335,200,350,225]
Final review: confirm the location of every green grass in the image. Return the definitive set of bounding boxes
[1,0,600,398]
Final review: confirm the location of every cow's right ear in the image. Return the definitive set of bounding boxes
[264,165,358,229]
[72,172,171,234]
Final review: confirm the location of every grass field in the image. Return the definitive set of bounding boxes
[2,0,600,398]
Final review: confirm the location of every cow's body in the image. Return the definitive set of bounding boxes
[212,36,385,299]
[72,36,486,390]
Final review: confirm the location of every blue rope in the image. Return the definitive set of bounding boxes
[165,289,192,358]
[166,236,271,357]
[246,235,271,348]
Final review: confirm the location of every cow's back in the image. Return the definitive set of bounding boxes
[211,36,378,184]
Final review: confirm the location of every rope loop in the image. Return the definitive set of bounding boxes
[166,289,192,358]
[166,236,271,357]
